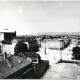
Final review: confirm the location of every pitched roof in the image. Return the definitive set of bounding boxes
[0,55,32,79]
[0,29,16,33]
[11,39,18,43]
[13,37,23,42]
[42,39,64,43]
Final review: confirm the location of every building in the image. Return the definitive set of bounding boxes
[0,29,16,41]
[1,43,16,55]
[0,55,34,79]
[23,52,41,64]
[0,29,16,54]
[0,39,18,55]
[0,36,29,55]
[40,39,65,50]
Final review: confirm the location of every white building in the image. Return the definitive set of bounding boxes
[40,39,65,50]
[2,44,15,55]
[0,29,16,55]
[1,40,17,55]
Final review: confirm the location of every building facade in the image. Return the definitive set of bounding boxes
[0,30,16,54]
[40,39,65,50]
[2,43,16,55]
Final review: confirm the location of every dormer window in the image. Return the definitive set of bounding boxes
[16,57,22,63]
[6,59,13,68]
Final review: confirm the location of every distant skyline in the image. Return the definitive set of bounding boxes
[0,1,80,35]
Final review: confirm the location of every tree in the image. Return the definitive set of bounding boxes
[27,36,37,43]
[72,46,80,60]
[72,46,80,54]
[1,40,11,44]
[29,42,39,52]
[14,42,28,56]
[25,36,39,52]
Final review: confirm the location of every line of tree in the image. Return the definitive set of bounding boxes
[25,36,39,52]
[14,36,39,56]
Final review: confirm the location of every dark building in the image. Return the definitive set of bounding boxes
[22,52,41,64]
[0,30,16,41]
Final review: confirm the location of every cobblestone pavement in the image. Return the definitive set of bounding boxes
[42,62,80,79]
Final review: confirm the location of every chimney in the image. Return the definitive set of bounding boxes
[16,57,22,63]
[4,52,7,60]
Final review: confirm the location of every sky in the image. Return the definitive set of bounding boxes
[0,1,80,35]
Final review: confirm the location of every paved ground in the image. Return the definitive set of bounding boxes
[42,62,80,80]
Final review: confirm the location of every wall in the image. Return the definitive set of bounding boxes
[41,39,64,50]
[0,33,4,41]
[2,43,16,55]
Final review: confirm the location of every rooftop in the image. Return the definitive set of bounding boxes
[42,39,64,43]
[0,55,32,79]
[0,29,16,33]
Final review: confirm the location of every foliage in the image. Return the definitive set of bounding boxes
[72,46,80,54]
[1,40,11,44]
[14,42,28,55]
[26,36,37,44]
[29,42,39,52]
[26,36,39,52]
[72,46,80,60]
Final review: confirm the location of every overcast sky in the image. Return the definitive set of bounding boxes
[0,1,80,35]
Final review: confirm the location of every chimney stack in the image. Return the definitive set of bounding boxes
[4,52,7,59]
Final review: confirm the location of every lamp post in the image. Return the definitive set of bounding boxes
[59,41,62,61]
[44,41,47,55]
